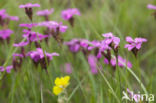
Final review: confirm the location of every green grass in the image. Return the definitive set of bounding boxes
[0,0,156,103]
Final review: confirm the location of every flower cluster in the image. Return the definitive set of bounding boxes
[0,65,13,73]
[53,76,70,95]
[61,8,80,27]
[64,32,147,73]
[0,9,18,43]
[125,36,147,57]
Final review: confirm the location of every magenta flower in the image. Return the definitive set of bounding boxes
[27,48,59,62]
[19,3,40,8]
[88,54,99,74]
[125,36,147,56]
[38,21,68,33]
[27,48,59,70]
[13,41,29,47]
[64,39,80,53]
[87,40,101,51]
[19,23,38,29]
[36,8,54,16]
[0,9,19,21]
[147,4,156,10]
[19,3,40,21]
[61,8,80,20]
[22,29,48,42]
[61,8,80,27]
[0,65,13,73]
[0,29,13,40]
[102,32,120,49]
[104,56,132,69]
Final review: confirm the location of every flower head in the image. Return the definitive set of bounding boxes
[22,29,48,42]
[19,3,40,8]
[19,23,38,29]
[64,39,80,53]
[0,29,13,39]
[88,54,99,74]
[27,48,59,62]
[0,65,13,73]
[61,8,80,20]
[53,76,70,95]
[36,8,54,16]
[19,3,40,21]
[13,41,29,47]
[104,56,132,68]
[38,21,68,33]
[125,36,147,51]
[147,4,156,10]
[102,32,120,49]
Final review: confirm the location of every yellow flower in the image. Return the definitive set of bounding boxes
[53,76,70,95]
[53,86,63,95]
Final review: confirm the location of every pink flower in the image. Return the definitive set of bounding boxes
[19,3,40,8]
[19,23,38,29]
[87,40,101,51]
[37,21,68,33]
[13,53,24,58]
[102,32,120,49]
[27,48,59,62]
[61,8,80,20]
[19,3,40,21]
[124,36,147,51]
[0,65,13,73]
[0,9,19,21]
[13,41,29,47]
[0,29,13,39]
[147,4,156,10]
[36,8,54,16]
[64,39,80,53]
[88,54,98,74]
[22,29,48,42]
[104,56,132,68]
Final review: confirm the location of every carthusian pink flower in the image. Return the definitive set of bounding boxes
[13,41,29,57]
[19,23,38,29]
[19,3,40,21]
[38,21,68,33]
[38,21,68,43]
[104,55,132,69]
[22,29,48,42]
[0,65,13,73]
[37,8,54,21]
[0,9,19,26]
[13,41,29,47]
[64,39,80,53]
[27,48,59,70]
[88,54,99,74]
[102,32,120,49]
[147,4,156,10]
[125,36,147,57]
[61,8,80,26]
[0,29,13,40]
